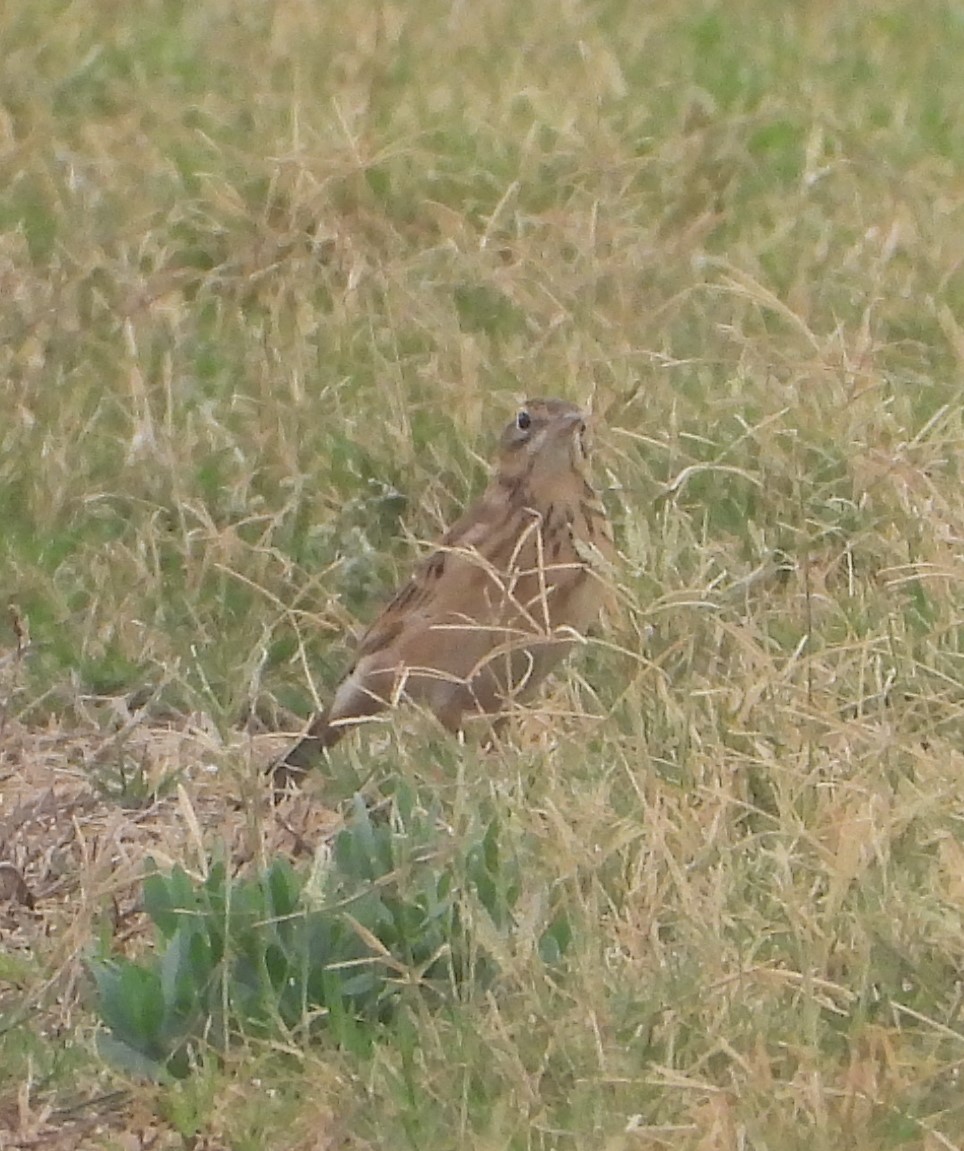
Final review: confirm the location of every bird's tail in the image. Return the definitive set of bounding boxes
[268,711,344,794]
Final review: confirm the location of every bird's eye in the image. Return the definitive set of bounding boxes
[516,410,531,431]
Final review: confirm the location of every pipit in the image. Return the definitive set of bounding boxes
[272,398,614,787]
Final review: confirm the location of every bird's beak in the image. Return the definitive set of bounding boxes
[562,410,591,458]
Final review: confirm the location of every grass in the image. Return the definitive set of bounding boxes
[2,0,964,1146]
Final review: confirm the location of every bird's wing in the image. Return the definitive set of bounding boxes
[352,483,510,661]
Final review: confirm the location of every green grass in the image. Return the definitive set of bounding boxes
[2,0,964,1146]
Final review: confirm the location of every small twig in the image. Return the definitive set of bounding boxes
[0,603,31,740]
[9,602,29,659]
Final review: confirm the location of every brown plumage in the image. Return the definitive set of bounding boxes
[272,398,614,787]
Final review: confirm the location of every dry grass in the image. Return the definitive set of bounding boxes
[2,0,964,1147]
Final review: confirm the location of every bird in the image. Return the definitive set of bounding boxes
[271,398,614,788]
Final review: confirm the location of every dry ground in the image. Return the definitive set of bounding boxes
[0,711,344,1149]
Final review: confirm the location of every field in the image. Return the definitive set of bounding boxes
[2,0,964,1147]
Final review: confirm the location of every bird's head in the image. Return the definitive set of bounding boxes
[496,398,593,488]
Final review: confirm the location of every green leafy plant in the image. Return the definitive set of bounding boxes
[90,790,564,1079]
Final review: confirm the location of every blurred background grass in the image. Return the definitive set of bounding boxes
[2,0,964,1147]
